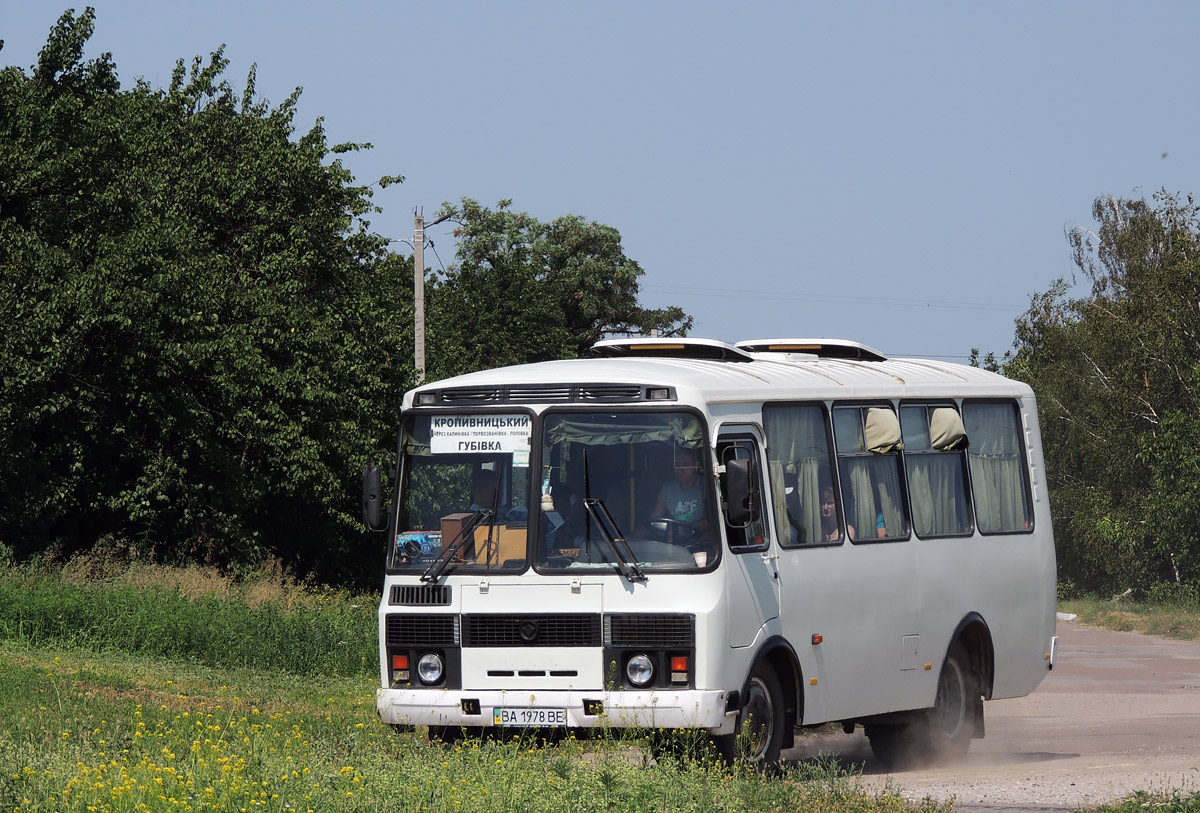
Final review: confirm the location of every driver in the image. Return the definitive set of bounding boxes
[649,445,710,532]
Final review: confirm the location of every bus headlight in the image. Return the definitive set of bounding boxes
[625,654,655,687]
[417,652,444,685]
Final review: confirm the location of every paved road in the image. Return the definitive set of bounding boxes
[781,620,1200,812]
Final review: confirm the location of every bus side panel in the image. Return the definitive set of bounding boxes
[777,539,928,725]
[916,394,1056,702]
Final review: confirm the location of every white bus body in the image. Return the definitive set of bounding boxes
[369,338,1057,766]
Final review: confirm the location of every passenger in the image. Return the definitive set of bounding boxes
[650,446,710,532]
[821,487,854,542]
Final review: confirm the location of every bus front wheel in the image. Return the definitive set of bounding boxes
[716,662,785,768]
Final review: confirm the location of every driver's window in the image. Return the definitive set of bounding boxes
[536,411,717,570]
[719,437,768,551]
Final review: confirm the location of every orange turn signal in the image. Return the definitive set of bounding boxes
[670,656,689,672]
[392,654,409,670]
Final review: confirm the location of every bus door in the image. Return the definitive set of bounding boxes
[716,428,780,648]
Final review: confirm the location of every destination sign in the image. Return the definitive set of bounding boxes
[429,414,531,455]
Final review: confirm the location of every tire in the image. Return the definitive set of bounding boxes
[716,662,785,768]
[427,724,464,744]
[864,723,910,771]
[866,641,980,771]
[926,641,976,758]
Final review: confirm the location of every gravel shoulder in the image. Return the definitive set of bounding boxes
[781,621,1200,812]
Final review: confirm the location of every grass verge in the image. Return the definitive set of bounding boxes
[1085,790,1200,812]
[0,553,377,677]
[0,643,951,812]
[1060,597,1200,641]
[0,556,950,811]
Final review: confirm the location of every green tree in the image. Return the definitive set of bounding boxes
[0,10,412,580]
[425,198,692,379]
[1010,191,1200,593]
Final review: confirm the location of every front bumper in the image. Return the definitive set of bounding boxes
[377,687,735,734]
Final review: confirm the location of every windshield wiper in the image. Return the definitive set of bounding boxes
[582,498,647,583]
[421,509,493,584]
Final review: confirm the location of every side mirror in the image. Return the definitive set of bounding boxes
[362,465,384,531]
[725,457,757,525]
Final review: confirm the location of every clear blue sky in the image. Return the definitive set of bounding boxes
[5,1,1198,359]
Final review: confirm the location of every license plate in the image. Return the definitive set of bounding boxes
[492,707,567,727]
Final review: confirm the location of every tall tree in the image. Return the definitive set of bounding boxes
[1010,191,1200,594]
[425,198,692,379]
[0,10,412,580]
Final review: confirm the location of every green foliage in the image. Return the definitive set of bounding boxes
[967,347,1005,373]
[1145,579,1200,608]
[0,558,376,677]
[426,198,693,379]
[0,10,414,579]
[1011,191,1200,593]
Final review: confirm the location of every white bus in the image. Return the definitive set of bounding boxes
[362,338,1058,767]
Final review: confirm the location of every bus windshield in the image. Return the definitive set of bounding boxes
[537,410,718,572]
[388,414,533,573]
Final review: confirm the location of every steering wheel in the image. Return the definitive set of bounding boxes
[647,516,701,543]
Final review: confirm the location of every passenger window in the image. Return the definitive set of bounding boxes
[962,401,1032,534]
[718,438,768,550]
[901,404,973,538]
[763,404,837,547]
[832,406,910,542]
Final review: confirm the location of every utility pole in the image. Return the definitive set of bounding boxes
[412,208,452,384]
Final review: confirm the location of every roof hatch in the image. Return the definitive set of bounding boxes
[734,338,888,361]
[592,337,754,362]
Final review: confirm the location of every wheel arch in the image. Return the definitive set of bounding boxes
[744,636,803,746]
[949,612,995,700]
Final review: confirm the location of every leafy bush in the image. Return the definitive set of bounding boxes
[1145,581,1200,608]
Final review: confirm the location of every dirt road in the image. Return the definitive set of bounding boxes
[781,620,1200,812]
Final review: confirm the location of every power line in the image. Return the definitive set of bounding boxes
[640,284,1022,312]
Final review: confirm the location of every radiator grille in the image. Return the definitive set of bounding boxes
[385,614,459,647]
[462,614,601,647]
[604,614,695,647]
[390,585,451,606]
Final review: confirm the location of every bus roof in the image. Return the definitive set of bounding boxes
[405,338,1030,409]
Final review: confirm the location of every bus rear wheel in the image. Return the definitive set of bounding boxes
[715,662,785,768]
[866,641,980,770]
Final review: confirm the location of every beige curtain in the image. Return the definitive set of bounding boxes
[908,455,967,535]
[964,403,1029,533]
[865,407,903,453]
[765,406,830,545]
[846,460,877,540]
[909,462,934,536]
[874,459,906,537]
[929,406,967,450]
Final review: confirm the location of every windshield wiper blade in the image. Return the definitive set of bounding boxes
[421,509,493,584]
[582,498,647,583]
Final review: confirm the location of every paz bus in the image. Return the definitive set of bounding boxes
[361,337,1058,767]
